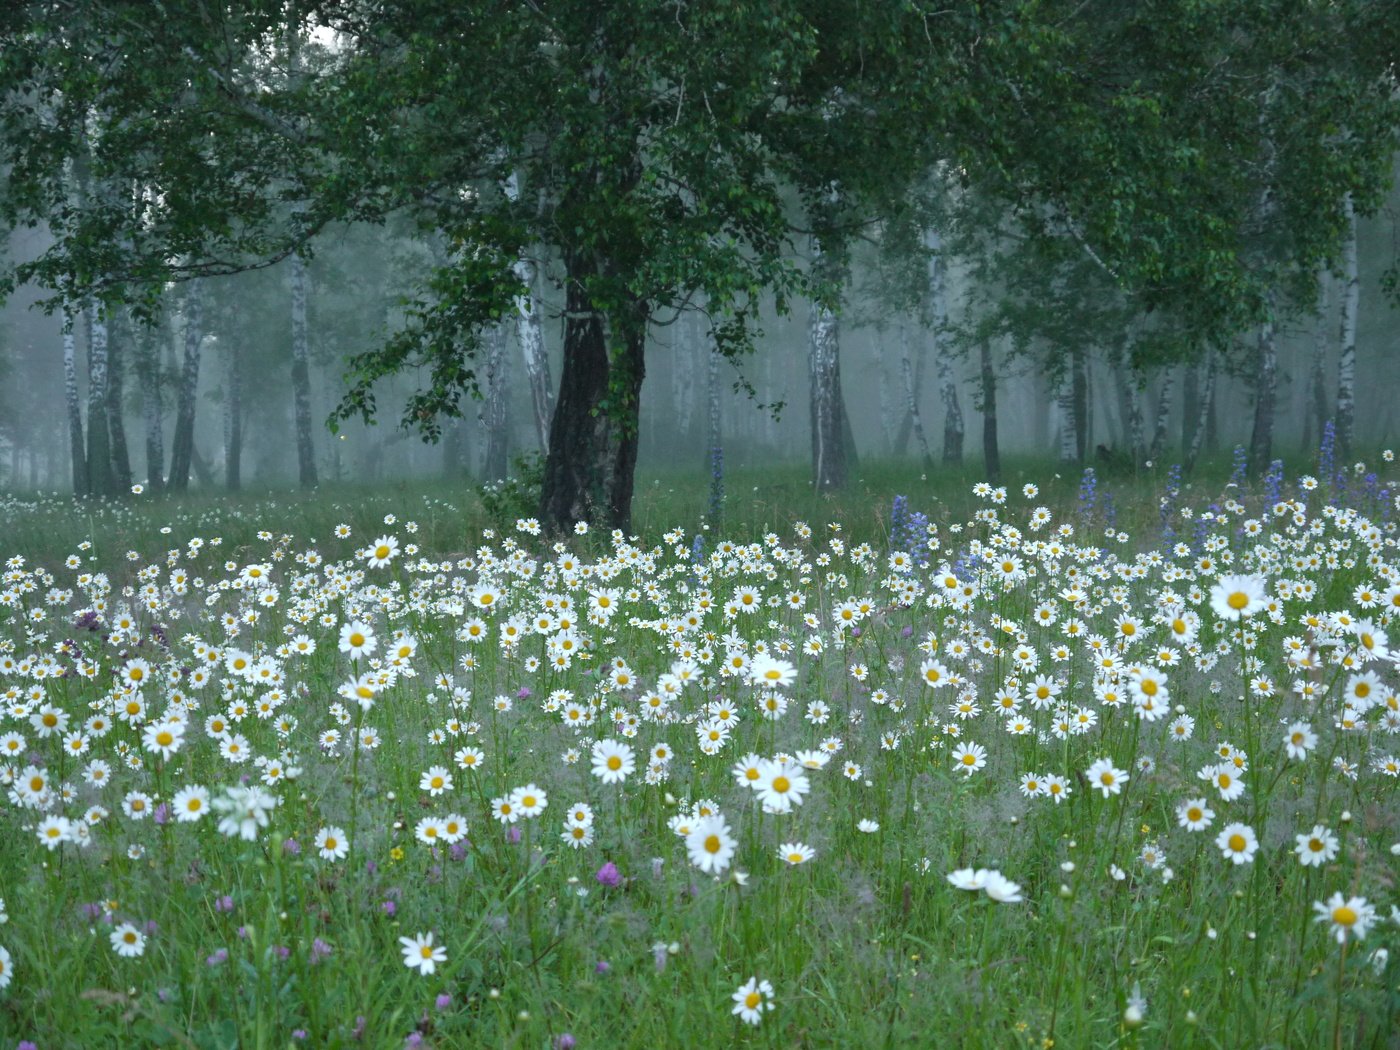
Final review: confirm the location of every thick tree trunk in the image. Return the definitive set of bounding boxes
[1248,304,1278,471]
[64,322,88,496]
[84,304,114,496]
[105,312,133,492]
[979,337,1001,484]
[1336,194,1358,462]
[481,324,510,481]
[224,335,243,491]
[898,323,934,470]
[538,252,647,533]
[168,281,203,492]
[135,322,165,492]
[290,252,318,488]
[1185,350,1216,473]
[1149,369,1175,463]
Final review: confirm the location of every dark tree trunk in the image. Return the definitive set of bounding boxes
[808,250,849,491]
[979,337,1001,485]
[1180,357,1200,458]
[538,253,647,533]
[1336,193,1358,461]
[84,304,114,496]
[64,322,88,496]
[1149,369,1175,463]
[1071,348,1088,462]
[1305,270,1330,453]
[898,323,934,471]
[106,311,133,492]
[290,252,318,488]
[481,324,510,481]
[168,281,203,492]
[1185,350,1216,474]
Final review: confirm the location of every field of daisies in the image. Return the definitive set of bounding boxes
[1,457,1398,1048]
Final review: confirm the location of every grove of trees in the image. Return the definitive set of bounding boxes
[2,1,1398,528]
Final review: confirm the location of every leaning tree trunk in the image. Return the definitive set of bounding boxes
[84,303,114,496]
[135,321,165,492]
[224,334,243,491]
[168,281,204,492]
[1185,350,1216,473]
[979,337,1001,485]
[105,311,133,492]
[1336,193,1358,462]
[481,324,510,481]
[898,322,934,470]
[1148,369,1175,463]
[538,252,647,533]
[63,320,88,496]
[290,251,318,488]
[1248,303,1278,472]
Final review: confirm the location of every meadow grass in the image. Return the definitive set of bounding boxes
[0,450,1398,1048]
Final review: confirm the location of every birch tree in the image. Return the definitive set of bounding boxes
[1336,193,1359,461]
[167,281,203,493]
[62,317,87,496]
[289,250,317,488]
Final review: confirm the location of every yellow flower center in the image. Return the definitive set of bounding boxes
[745,992,762,1009]
[1332,906,1357,927]
[704,834,721,854]
[1228,834,1246,852]
[607,756,622,771]
[1227,592,1249,611]
[772,776,790,793]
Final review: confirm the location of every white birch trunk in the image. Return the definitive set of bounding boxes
[504,172,554,451]
[898,323,934,468]
[290,251,318,487]
[1185,350,1216,473]
[1149,369,1175,462]
[481,324,510,480]
[1248,302,1278,470]
[809,289,844,490]
[168,281,204,491]
[85,304,113,495]
[63,321,87,495]
[1336,193,1358,460]
[1057,368,1077,462]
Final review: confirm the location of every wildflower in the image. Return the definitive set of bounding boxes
[951,742,987,776]
[590,739,636,785]
[510,784,547,818]
[212,785,277,841]
[1085,757,1128,798]
[338,621,377,659]
[755,760,809,813]
[777,842,815,865]
[419,766,453,796]
[1210,574,1268,620]
[686,815,737,874]
[595,862,622,887]
[1313,893,1377,944]
[110,922,147,958]
[731,976,775,1026]
[947,868,989,890]
[1294,825,1339,868]
[1176,798,1214,832]
[364,536,400,568]
[315,826,349,861]
[399,932,447,975]
[1284,721,1317,760]
[983,871,1023,903]
[0,944,12,990]
[857,819,880,833]
[1215,822,1259,865]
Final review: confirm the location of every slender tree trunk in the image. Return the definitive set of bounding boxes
[85,303,114,496]
[898,323,934,470]
[1336,193,1358,461]
[1149,369,1175,463]
[979,337,1001,484]
[808,243,849,491]
[1056,365,1077,462]
[1180,357,1200,457]
[1072,349,1089,461]
[1305,269,1330,453]
[135,322,165,492]
[1185,350,1216,473]
[224,335,243,491]
[504,174,554,452]
[481,324,510,481]
[1116,367,1144,465]
[105,311,133,492]
[876,333,895,456]
[168,281,203,492]
[926,231,964,465]
[1249,302,1278,471]
[63,321,88,496]
[538,251,647,532]
[289,252,318,488]
[673,310,698,446]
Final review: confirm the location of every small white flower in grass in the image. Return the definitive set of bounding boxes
[1210,574,1268,621]
[399,931,446,975]
[590,739,636,784]
[947,868,989,891]
[0,944,11,990]
[315,825,349,861]
[1215,822,1258,865]
[749,654,796,690]
[755,760,809,813]
[686,815,737,874]
[857,819,880,833]
[951,741,986,776]
[419,765,453,796]
[35,815,71,850]
[212,785,277,841]
[110,922,146,958]
[1313,893,1377,944]
[338,620,377,659]
[1085,757,1128,798]
[777,842,815,865]
[1284,721,1317,760]
[1294,825,1339,868]
[509,784,547,818]
[364,535,400,568]
[1176,798,1214,832]
[982,871,1023,903]
[731,976,774,1025]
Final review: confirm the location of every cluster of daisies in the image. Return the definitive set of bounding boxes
[0,465,1397,1036]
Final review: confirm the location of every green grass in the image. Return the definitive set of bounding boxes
[0,451,1397,1048]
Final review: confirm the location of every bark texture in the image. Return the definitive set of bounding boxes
[979,337,1001,484]
[168,281,204,492]
[481,323,510,481]
[1249,305,1278,471]
[85,304,114,496]
[1336,193,1358,461]
[64,322,88,496]
[290,251,318,488]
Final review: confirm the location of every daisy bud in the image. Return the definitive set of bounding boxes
[1059,884,1073,898]
[1123,1005,1144,1029]
[1340,810,1352,824]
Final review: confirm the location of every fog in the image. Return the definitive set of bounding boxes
[3,179,1397,495]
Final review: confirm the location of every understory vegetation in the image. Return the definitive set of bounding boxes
[1,453,1398,1048]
